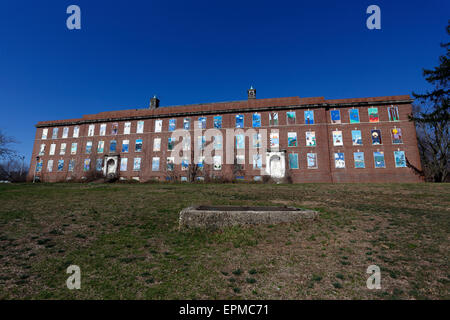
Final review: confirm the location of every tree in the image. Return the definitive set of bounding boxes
[410,21,450,182]
[0,129,17,160]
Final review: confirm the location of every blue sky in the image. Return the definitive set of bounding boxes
[0,0,448,162]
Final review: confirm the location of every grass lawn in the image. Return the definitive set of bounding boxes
[0,182,449,300]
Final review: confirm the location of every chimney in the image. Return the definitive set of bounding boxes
[247,86,256,99]
[150,95,160,109]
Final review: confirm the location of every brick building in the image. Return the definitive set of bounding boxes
[28,88,423,183]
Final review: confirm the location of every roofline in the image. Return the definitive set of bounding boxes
[35,97,414,128]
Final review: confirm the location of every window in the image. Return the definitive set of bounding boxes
[57,160,64,172]
[307,153,318,169]
[270,132,279,149]
[235,115,244,128]
[153,138,161,151]
[353,152,365,168]
[391,128,403,144]
[236,155,245,165]
[388,106,400,121]
[373,151,385,168]
[60,143,66,155]
[183,118,190,130]
[62,127,69,139]
[371,129,382,145]
[214,135,222,150]
[288,132,297,147]
[198,136,206,150]
[133,158,141,171]
[71,143,77,155]
[181,158,189,171]
[88,125,95,137]
[252,113,261,127]
[83,159,90,171]
[349,109,360,123]
[135,139,143,152]
[137,121,144,133]
[122,140,129,153]
[36,160,43,172]
[100,124,107,136]
[96,159,103,171]
[352,130,363,146]
[42,128,48,140]
[47,160,54,172]
[50,143,56,155]
[111,123,119,135]
[213,156,222,170]
[306,131,316,146]
[269,112,278,126]
[286,111,296,125]
[124,122,131,135]
[97,141,104,153]
[253,133,261,148]
[332,131,343,146]
[120,158,128,171]
[39,144,46,156]
[394,151,406,168]
[330,110,341,124]
[235,134,245,149]
[183,136,191,151]
[168,119,176,132]
[85,141,92,154]
[198,117,206,129]
[73,126,79,138]
[152,157,160,171]
[334,152,345,168]
[167,157,174,171]
[253,154,262,169]
[155,120,162,132]
[110,140,117,153]
[304,110,314,124]
[168,137,175,151]
[213,116,222,129]
[368,107,379,123]
[52,128,58,139]
[289,153,299,169]
[68,159,75,172]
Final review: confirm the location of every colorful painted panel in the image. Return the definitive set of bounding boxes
[352,130,363,146]
[85,141,92,154]
[236,115,244,128]
[152,157,160,171]
[286,111,296,125]
[97,141,104,153]
[57,160,64,172]
[253,133,261,148]
[306,131,316,146]
[353,152,365,168]
[371,129,382,145]
[83,159,90,172]
[270,132,279,149]
[252,113,261,127]
[269,112,278,126]
[109,140,117,153]
[198,117,206,129]
[236,134,245,149]
[307,153,318,169]
[168,119,176,132]
[71,143,77,155]
[122,140,129,153]
[349,109,360,123]
[334,152,345,168]
[133,158,141,171]
[289,153,299,169]
[213,116,222,129]
[167,137,175,151]
[68,160,75,172]
[253,154,262,169]
[95,159,103,171]
[373,151,385,168]
[288,132,297,147]
[391,128,403,144]
[137,121,144,133]
[304,110,314,124]
[111,123,119,135]
[388,106,400,121]
[120,158,128,171]
[36,160,43,172]
[135,139,143,152]
[331,110,341,124]
[368,107,379,123]
[394,151,406,168]
[183,118,190,130]
[332,131,343,146]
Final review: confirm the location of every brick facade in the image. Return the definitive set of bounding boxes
[27,94,423,183]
